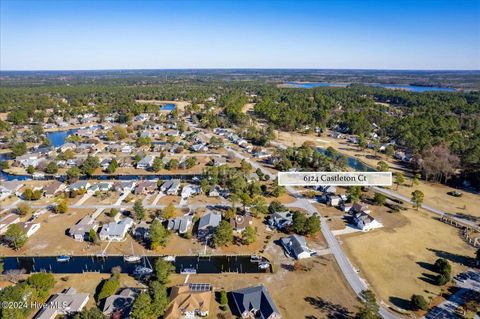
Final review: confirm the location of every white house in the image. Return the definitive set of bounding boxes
[16,154,41,168]
[352,212,383,231]
[181,184,201,199]
[99,218,134,241]
[281,235,316,259]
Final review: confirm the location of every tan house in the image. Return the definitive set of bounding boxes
[164,283,212,319]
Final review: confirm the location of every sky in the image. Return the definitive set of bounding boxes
[1,0,479,70]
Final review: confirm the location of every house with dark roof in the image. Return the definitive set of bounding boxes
[134,180,157,195]
[231,285,281,319]
[102,288,137,318]
[230,214,252,232]
[197,211,221,239]
[69,216,98,241]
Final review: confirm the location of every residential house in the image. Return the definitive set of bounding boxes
[208,185,221,197]
[281,235,316,260]
[68,181,91,192]
[350,202,371,215]
[137,155,155,169]
[89,182,112,193]
[121,144,133,153]
[140,130,151,138]
[69,216,98,241]
[43,181,66,197]
[268,211,293,230]
[133,221,150,240]
[134,180,157,195]
[164,284,212,319]
[16,154,41,168]
[34,288,89,319]
[160,179,181,195]
[231,285,282,319]
[230,214,253,232]
[114,181,136,193]
[100,158,111,171]
[352,212,383,231]
[197,211,221,238]
[212,157,226,167]
[0,180,24,198]
[0,213,21,235]
[190,142,208,152]
[181,184,201,199]
[165,130,179,137]
[253,150,271,159]
[167,215,193,234]
[327,195,342,207]
[329,131,343,139]
[134,113,149,122]
[99,218,134,241]
[102,288,137,318]
[32,146,55,157]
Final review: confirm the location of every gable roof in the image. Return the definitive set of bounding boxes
[231,285,281,319]
[198,211,221,230]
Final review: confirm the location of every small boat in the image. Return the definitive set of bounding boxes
[133,266,153,276]
[124,255,141,263]
[250,255,263,263]
[163,255,175,262]
[56,255,71,262]
[258,262,270,269]
[124,241,141,263]
[181,268,197,274]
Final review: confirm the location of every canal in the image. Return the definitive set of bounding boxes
[1,255,270,274]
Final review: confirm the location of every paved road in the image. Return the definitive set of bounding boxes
[372,187,479,230]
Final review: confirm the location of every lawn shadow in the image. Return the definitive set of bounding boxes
[416,261,436,272]
[419,272,437,285]
[388,296,411,310]
[427,248,475,267]
[304,296,353,319]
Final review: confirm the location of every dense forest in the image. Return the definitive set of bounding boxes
[0,72,479,186]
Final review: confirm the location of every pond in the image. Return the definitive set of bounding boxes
[1,255,270,274]
[45,129,78,147]
[160,103,176,111]
[317,147,376,172]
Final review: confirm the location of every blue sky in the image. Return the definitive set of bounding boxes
[1,0,479,70]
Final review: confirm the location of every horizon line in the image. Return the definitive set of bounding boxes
[1,67,480,73]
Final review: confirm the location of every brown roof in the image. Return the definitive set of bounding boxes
[164,285,212,319]
[43,181,64,195]
[230,214,252,230]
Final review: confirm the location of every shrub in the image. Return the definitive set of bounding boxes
[411,294,428,311]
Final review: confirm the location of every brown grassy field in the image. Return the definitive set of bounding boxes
[341,208,475,311]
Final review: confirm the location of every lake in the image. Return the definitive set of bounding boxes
[2,255,270,274]
[286,82,455,92]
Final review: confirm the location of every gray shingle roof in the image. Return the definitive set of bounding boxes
[231,285,280,319]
